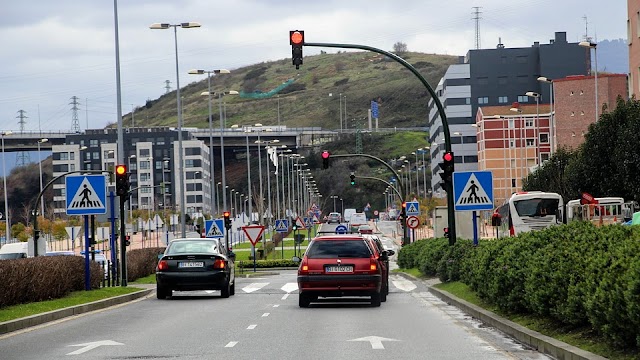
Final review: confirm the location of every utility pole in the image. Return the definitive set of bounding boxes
[164,80,172,94]
[472,7,482,50]
[70,96,81,133]
[15,110,30,166]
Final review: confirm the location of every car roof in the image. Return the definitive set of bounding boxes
[312,235,364,241]
[170,238,215,242]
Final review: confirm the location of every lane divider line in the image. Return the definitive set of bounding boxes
[262,313,270,317]
[225,342,238,348]
[247,324,257,330]
[273,304,280,308]
[281,294,290,300]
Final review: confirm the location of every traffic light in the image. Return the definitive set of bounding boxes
[443,227,450,239]
[292,223,298,231]
[400,202,406,220]
[125,235,131,246]
[440,151,454,188]
[115,164,129,197]
[350,173,356,186]
[290,30,304,69]
[322,150,330,169]
[223,211,232,230]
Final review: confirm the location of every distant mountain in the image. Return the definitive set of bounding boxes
[597,38,628,74]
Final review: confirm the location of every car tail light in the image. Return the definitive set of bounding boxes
[157,260,168,271]
[213,259,226,269]
[299,257,309,275]
[370,258,378,271]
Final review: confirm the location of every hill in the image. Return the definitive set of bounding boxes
[120,51,459,130]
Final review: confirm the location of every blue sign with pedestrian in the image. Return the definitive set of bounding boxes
[371,101,379,118]
[335,224,348,234]
[66,175,107,215]
[275,219,289,233]
[453,171,494,211]
[303,217,312,229]
[205,219,225,238]
[406,201,419,216]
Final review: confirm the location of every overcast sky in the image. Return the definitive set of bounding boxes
[0,0,628,132]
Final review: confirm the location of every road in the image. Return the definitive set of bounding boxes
[0,221,550,360]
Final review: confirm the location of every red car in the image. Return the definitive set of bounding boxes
[295,235,387,307]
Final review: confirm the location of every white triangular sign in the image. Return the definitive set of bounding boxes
[295,216,306,228]
[207,222,224,237]
[242,226,265,246]
[68,178,105,209]
[406,203,418,214]
[456,173,492,206]
[276,220,287,231]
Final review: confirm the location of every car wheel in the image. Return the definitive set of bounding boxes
[371,292,381,307]
[230,281,235,296]
[299,292,311,308]
[381,290,387,302]
[156,286,170,300]
[221,281,231,298]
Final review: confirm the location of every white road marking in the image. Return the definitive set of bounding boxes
[242,283,269,293]
[281,293,290,300]
[66,340,124,355]
[225,342,238,348]
[262,313,270,317]
[392,278,417,291]
[348,336,400,350]
[247,324,257,330]
[281,282,298,293]
[273,304,280,308]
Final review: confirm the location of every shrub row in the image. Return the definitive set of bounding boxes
[399,221,640,350]
[127,247,165,282]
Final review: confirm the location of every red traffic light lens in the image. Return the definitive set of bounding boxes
[223,211,230,217]
[290,31,304,45]
[402,202,406,208]
[443,152,453,162]
[116,165,126,175]
[322,151,330,159]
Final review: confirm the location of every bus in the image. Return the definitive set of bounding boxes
[495,191,564,237]
[566,197,633,224]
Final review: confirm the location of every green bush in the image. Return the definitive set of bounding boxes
[417,238,449,276]
[397,239,431,269]
[437,239,473,282]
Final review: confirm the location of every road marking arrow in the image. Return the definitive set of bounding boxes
[67,340,124,355]
[348,336,399,350]
[281,282,298,293]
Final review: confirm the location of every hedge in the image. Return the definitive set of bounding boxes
[398,221,640,350]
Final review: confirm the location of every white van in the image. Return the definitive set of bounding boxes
[348,213,368,232]
[343,209,357,225]
[0,242,28,260]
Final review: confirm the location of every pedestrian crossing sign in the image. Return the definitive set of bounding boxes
[275,219,289,233]
[65,175,107,215]
[304,217,312,229]
[205,219,225,238]
[406,201,419,216]
[453,171,494,211]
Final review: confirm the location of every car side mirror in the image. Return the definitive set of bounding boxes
[379,253,389,261]
[386,249,395,256]
[292,256,301,263]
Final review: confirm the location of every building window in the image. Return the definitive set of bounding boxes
[462,136,477,143]
[498,96,508,104]
[130,163,137,171]
[90,139,98,147]
[541,153,550,162]
[465,98,471,105]
[540,133,549,143]
[478,77,489,85]
[59,153,69,161]
[478,97,489,104]
[92,152,100,159]
[509,140,515,148]
[498,76,507,85]
[70,164,75,172]
[140,187,152,193]
[525,119,534,127]
[140,161,151,170]
[70,152,75,160]
[140,173,151,181]
[463,155,478,163]
[512,179,517,188]
[140,149,150,157]
[517,95,529,103]
[508,119,515,129]
[526,139,535,147]
[157,138,165,145]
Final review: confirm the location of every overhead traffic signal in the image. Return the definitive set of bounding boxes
[115,165,129,198]
[223,211,232,230]
[290,30,304,69]
[125,235,131,246]
[322,150,331,169]
[350,173,356,186]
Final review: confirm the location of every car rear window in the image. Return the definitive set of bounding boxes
[167,240,219,254]
[306,240,372,258]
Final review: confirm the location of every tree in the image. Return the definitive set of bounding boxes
[522,148,577,203]
[393,42,408,54]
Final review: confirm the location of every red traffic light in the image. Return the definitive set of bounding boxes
[322,151,330,159]
[290,30,304,45]
[116,164,127,175]
[223,211,230,217]
[402,202,406,208]
[443,152,453,162]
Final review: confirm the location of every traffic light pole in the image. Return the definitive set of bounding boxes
[119,195,127,287]
[302,41,456,243]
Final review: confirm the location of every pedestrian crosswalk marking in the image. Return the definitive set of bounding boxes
[455,173,491,206]
[392,278,417,291]
[281,282,298,293]
[242,282,268,293]
[68,178,105,209]
[206,222,223,237]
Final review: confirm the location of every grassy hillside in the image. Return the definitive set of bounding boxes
[122,51,458,130]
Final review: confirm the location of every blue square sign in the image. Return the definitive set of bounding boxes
[453,171,494,211]
[65,175,107,215]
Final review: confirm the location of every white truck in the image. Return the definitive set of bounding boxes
[0,242,28,260]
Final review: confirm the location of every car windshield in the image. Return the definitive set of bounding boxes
[0,253,25,260]
[306,240,371,258]
[167,240,219,255]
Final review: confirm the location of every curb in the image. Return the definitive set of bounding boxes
[425,285,607,360]
[0,288,152,336]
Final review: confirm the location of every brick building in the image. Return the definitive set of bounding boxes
[554,73,628,150]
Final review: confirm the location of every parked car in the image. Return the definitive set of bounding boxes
[326,212,341,224]
[295,234,385,307]
[156,238,235,299]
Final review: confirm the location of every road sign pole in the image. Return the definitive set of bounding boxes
[253,244,256,272]
[84,215,90,291]
[119,196,127,287]
[109,191,117,285]
[473,211,479,246]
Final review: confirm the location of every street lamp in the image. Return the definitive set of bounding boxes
[538,76,555,154]
[216,182,221,214]
[150,21,201,237]
[330,195,339,213]
[526,91,540,165]
[2,131,12,242]
[190,69,231,216]
[257,139,280,231]
[510,105,526,185]
[244,129,253,224]
[417,148,427,198]
[579,41,598,123]
[37,138,48,218]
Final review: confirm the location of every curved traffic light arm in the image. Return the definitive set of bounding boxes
[329,153,406,200]
[354,175,402,199]
[31,170,110,257]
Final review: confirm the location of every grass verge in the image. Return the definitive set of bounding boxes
[0,287,142,323]
[434,282,639,360]
[392,268,426,278]
[131,274,156,284]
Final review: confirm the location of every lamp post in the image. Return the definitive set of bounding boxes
[411,151,420,198]
[150,21,201,237]
[216,182,221,214]
[330,195,339,212]
[538,76,555,154]
[417,148,427,199]
[244,129,253,224]
[261,140,280,231]
[2,131,12,242]
[579,41,598,122]
[162,158,169,225]
[526,91,540,166]
[190,69,231,216]
[37,138,48,218]
[510,105,525,185]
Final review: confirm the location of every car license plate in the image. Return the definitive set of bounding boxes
[325,265,353,273]
[179,262,204,268]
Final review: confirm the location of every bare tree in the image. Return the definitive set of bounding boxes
[393,41,408,54]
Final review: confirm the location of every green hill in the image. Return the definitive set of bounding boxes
[121,51,458,130]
